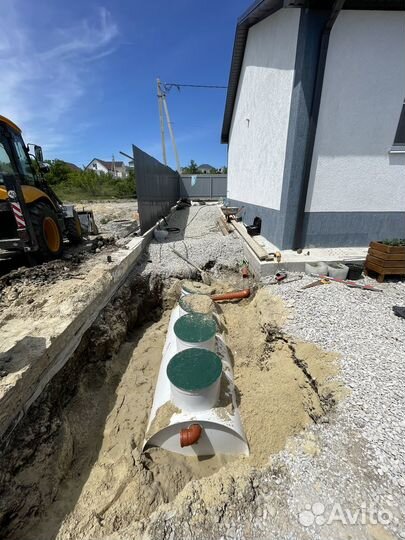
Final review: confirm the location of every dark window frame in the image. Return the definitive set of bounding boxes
[393,100,405,147]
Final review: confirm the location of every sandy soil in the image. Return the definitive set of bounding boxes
[78,200,138,233]
[14,282,342,540]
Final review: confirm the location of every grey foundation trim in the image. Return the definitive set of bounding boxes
[303,211,405,247]
[226,199,282,247]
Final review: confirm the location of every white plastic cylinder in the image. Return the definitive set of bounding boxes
[174,314,217,353]
[327,262,349,280]
[170,379,221,412]
[178,294,214,318]
[180,286,192,297]
[180,281,212,297]
[179,305,188,317]
[176,335,215,352]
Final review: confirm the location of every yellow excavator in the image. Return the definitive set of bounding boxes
[0,115,83,261]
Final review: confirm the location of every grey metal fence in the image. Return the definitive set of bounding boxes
[180,175,227,200]
[133,145,180,234]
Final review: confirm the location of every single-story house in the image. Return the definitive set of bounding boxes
[197,163,216,174]
[85,158,127,178]
[222,0,405,249]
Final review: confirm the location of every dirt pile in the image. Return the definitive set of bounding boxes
[0,236,116,306]
[222,289,341,464]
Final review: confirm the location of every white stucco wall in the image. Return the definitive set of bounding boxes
[227,8,300,210]
[306,11,405,213]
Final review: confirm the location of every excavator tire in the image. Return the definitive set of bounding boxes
[65,210,83,244]
[29,201,63,260]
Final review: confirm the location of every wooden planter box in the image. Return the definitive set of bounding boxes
[365,241,405,282]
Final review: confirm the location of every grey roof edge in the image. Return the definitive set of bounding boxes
[221,0,405,144]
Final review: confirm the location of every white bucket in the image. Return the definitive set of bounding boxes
[327,262,349,280]
[305,261,329,276]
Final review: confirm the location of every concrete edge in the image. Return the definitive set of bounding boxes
[0,225,158,443]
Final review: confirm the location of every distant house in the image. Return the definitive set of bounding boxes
[85,158,127,178]
[63,161,81,172]
[222,0,405,249]
[197,164,215,174]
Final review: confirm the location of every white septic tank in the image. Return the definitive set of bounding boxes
[143,302,249,457]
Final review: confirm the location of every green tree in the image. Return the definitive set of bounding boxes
[182,159,199,174]
[44,160,72,185]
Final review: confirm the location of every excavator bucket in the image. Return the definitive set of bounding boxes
[76,209,99,235]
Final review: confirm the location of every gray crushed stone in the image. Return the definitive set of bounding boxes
[136,205,244,279]
[259,273,405,539]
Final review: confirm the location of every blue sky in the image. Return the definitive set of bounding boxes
[0,0,249,169]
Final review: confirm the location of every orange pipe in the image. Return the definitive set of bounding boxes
[210,288,251,302]
[180,424,202,447]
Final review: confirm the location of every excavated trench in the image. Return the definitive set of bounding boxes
[0,271,343,540]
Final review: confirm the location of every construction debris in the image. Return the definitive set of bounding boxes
[316,273,383,292]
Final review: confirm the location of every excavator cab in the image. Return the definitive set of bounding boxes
[0,115,82,260]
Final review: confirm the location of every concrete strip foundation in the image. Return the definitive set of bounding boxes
[0,232,153,442]
[243,236,367,276]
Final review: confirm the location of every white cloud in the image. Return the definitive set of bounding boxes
[0,2,118,156]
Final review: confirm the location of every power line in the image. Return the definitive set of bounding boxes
[163,83,228,92]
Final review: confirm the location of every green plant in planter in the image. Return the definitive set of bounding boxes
[381,238,405,247]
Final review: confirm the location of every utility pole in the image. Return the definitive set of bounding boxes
[157,79,167,166]
[161,92,181,174]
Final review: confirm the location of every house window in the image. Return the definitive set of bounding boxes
[391,100,405,152]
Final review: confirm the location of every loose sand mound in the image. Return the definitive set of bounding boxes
[12,284,342,540]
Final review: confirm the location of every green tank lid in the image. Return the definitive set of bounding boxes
[174,313,216,343]
[167,348,222,391]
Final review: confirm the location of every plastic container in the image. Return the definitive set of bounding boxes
[167,348,222,412]
[346,263,364,281]
[174,313,217,352]
[180,280,212,297]
[154,229,168,242]
[179,294,214,317]
[305,261,329,276]
[327,262,349,280]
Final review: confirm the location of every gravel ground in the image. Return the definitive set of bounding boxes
[137,207,405,538]
[137,204,244,279]
[260,273,405,539]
